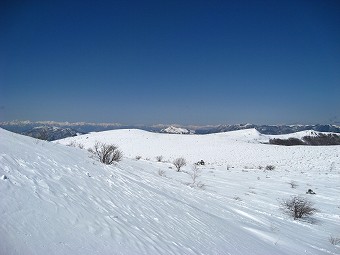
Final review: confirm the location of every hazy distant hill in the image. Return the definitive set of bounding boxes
[194,124,340,135]
[0,120,123,133]
[21,126,82,141]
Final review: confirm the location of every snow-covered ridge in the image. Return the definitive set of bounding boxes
[267,130,330,139]
[57,128,337,165]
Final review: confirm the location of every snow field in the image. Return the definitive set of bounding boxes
[1,128,339,254]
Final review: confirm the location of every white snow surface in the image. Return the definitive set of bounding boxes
[1,128,340,254]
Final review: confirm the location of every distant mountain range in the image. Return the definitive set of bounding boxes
[1,120,340,140]
[193,123,340,135]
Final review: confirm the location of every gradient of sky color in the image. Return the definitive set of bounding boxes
[1,0,339,125]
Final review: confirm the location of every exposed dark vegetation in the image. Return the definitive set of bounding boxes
[269,133,340,146]
[329,235,340,245]
[93,142,123,164]
[269,137,305,146]
[280,196,318,220]
[156,155,163,162]
[303,134,340,145]
[173,157,186,171]
[265,165,275,171]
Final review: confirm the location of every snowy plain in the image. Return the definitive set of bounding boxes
[1,128,339,255]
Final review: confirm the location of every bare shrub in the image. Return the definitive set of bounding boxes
[265,165,275,171]
[280,196,318,220]
[93,141,123,164]
[77,143,84,149]
[329,235,340,245]
[173,157,186,172]
[156,155,163,162]
[87,148,94,153]
[189,164,201,184]
[158,169,166,177]
[186,164,206,189]
[135,155,142,160]
[288,181,298,189]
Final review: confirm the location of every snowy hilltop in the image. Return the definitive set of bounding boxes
[1,128,340,255]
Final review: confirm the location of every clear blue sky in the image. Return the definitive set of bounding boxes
[1,0,339,125]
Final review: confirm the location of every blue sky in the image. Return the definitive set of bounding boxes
[1,0,339,125]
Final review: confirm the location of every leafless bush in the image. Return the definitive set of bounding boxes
[265,165,275,171]
[329,235,340,245]
[280,196,318,220]
[173,157,186,172]
[87,148,94,153]
[135,155,142,160]
[189,164,201,184]
[93,141,123,165]
[77,143,84,149]
[288,181,298,189]
[156,155,163,162]
[158,169,166,177]
[186,165,206,189]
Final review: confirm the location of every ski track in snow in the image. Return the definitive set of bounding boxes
[0,128,339,255]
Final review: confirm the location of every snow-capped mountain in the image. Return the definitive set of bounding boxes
[160,126,194,134]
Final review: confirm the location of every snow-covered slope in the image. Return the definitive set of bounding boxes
[1,128,340,254]
[266,130,332,140]
[59,128,337,168]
